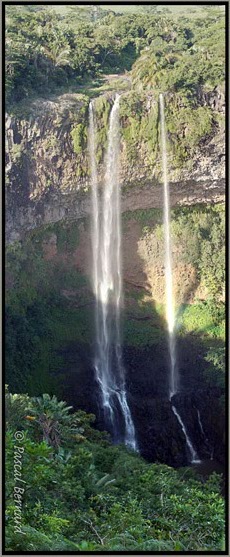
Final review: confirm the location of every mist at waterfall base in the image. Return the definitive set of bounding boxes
[89,97,137,451]
[159,94,201,465]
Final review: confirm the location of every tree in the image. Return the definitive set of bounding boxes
[26,394,81,448]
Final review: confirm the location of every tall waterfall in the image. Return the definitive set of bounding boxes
[89,97,137,451]
[159,94,177,398]
[159,94,200,464]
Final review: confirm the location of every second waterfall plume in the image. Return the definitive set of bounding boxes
[159,93,200,464]
[89,96,137,451]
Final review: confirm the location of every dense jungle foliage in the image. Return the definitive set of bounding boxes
[5,388,225,552]
[6,5,224,104]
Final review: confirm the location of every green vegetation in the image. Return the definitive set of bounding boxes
[178,301,225,340]
[141,204,225,301]
[71,122,88,155]
[122,207,163,229]
[129,12,224,166]
[94,95,112,162]
[204,346,225,391]
[5,7,146,105]
[172,205,225,300]
[124,312,163,347]
[5,389,225,552]
[131,13,225,91]
[5,221,92,395]
[120,90,161,165]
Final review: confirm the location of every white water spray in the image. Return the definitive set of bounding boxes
[89,97,137,451]
[159,93,200,463]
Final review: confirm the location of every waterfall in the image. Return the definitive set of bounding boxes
[89,96,137,451]
[172,405,200,463]
[159,93,177,398]
[197,408,206,438]
[159,93,200,464]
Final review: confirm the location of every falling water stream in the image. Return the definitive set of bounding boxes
[159,93,200,464]
[171,406,200,463]
[89,97,137,451]
[197,408,206,438]
[159,95,177,399]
